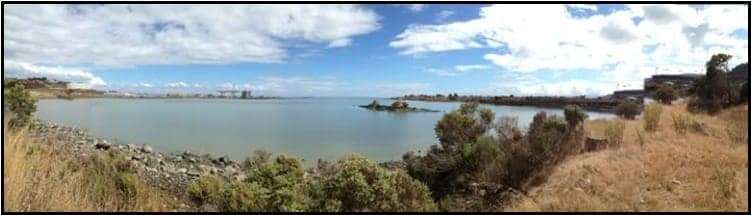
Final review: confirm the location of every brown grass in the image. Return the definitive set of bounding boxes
[508,102,748,212]
[3,128,179,211]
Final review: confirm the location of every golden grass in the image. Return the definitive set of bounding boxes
[508,103,748,212]
[3,128,179,211]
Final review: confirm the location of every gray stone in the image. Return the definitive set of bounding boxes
[95,141,111,150]
[141,145,153,154]
[187,170,201,177]
[177,168,188,174]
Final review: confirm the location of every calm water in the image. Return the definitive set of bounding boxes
[36,98,614,163]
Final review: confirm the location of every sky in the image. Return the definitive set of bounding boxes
[2,4,748,97]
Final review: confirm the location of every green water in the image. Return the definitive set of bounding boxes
[36,98,614,163]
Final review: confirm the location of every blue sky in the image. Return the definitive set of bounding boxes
[3,4,748,97]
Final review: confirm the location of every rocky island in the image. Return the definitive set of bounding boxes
[359,100,439,112]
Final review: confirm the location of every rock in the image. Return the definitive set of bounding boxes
[131,154,145,161]
[141,145,153,154]
[189,158,198,163]
[219,155,231,164]
[177,168,188,174]
[95,141,111,150]
[671,179,682,185]
[187,169,201,177]
[146,167,157,172]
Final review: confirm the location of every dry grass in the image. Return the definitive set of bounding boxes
[3,128,179,211]
[508,103,748,212]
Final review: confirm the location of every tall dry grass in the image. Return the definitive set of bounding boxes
[508,103,748,211]
[3,128,178,211]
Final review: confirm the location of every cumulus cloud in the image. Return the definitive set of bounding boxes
[425,64,493,76]
[391,4,748,92]
[166,82,190,88]
[436,10,455,22]
[3,60,106,89]
[398,4,426,12]
[3,4,381,68]
[217,76,342,96]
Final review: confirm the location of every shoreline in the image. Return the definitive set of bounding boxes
[22,118,409,193]
[24,119,250,198]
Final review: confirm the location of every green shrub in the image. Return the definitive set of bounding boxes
[222,182,268,212]
[643,103,663,132]
[563,105,588,129]
[654,84,677,105]
[243,154,308,212]
[434,102,493,151]
[188,175,225,206]
[4,84,38,128]
[689,53,734,114]
[314,155,436,212]
[615,100,641,120]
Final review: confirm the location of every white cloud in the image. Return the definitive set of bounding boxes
[3,60,106,89]
[398,4,426,12]
[131,83,153,88]
[166,82,191,88]
[218,76,342,96]
[373,83,433,95]
[568,4,598,12]
[425,64,493,76]
[455,64,492,72]
[391,4,748,91]
[4,5,380,68]
[436,10,455,22]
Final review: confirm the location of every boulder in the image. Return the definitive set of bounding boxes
[141,145,153,154]
[95,141,111,150]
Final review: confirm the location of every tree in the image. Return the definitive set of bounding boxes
[4,84,38,128]
[654,84,677,105]
[615,100,641,120]
[689,53,733,114]
[563,105,588,129]
[434,102,493,151]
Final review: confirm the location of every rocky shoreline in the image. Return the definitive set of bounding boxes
[26,120,248,205]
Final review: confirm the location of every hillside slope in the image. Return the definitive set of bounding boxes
[508,103,748,211]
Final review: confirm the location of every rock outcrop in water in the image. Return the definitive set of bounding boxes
[359,100,438,112]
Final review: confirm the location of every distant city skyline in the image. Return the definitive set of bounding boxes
[3,4,748,97]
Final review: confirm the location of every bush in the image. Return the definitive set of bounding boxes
[741,82,748,104]
[188,175,225,206]
[690,53,734,114]
[604,119,625,146]
[243,154,308,212]
[222,182,268,212]
[312,155,436,212]
[434,102,493,151]
[671,113,705,135]
[563,105,588,129]
[654,84,677,105]
[643,103,663,132]
[241,150,272,171]
[615,100,641,120]
[115,172,138,202]
[4,84,38,128]
[494,116,522,142]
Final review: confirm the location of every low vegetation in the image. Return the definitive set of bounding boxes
[654,84,677,105]
[3,129,177,211]
[615,100,641,120]
[508,103,748,211]
[4,83,38,128]
[643,103,663,132]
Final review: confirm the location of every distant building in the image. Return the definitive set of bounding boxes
[644,74,701,92]
[240,90,252,99]
[612,89,647,102]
